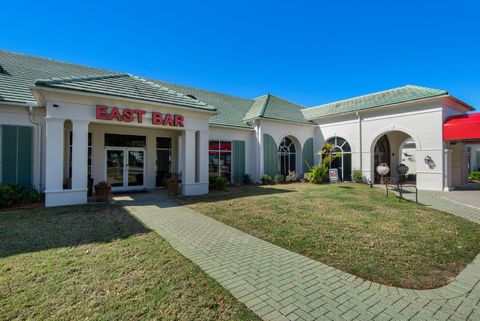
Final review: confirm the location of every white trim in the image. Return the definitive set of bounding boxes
[32,86,217,115]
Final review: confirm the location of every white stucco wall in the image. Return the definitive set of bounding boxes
[313,99,449,190]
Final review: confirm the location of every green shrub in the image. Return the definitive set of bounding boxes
[0,184,44,208]
[261,175,274,185]
[305,166,327,184]
[274,174,284,184]
[242,174,253,185]
[209,176,228,190]
[470,171,480,181]
[351,169,364,183]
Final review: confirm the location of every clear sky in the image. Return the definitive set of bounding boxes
[1,0,479,109]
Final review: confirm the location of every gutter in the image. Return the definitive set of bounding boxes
[27,101,42,190]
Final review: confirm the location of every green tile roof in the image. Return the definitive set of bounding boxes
[0,50,112,104]
[302,85,448,119]
[150,79,254,128]
[245,94,314,125]
[35,74,215,111]
[0,50,460,128]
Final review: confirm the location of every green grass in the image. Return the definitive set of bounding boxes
[181,183,480,289]
[0,205,259,321]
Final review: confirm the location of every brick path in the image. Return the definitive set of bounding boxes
[121,194,480,321]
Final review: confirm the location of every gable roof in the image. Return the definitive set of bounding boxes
[302,85,449,119]
[244,94,314,125]
[35,73,215,111]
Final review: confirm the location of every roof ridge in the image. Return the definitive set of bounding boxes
[133,76,213,108]
[0,49,120,74]
[259,94,271,117]
[35,73,128,86]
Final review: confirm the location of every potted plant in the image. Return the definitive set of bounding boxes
[94,181,111,202]
[165,173,180,196]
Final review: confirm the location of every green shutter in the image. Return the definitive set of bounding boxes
[232,140,245,183]
[17,126,32,188]
[263,134,278,177]
[1,125,18,185]
[302,138,314,173]
[1,125,32,188]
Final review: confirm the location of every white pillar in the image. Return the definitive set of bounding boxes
[181,129,195,190]
[181,129,208,195]
[198,130,209,184]
[443,148,453,191]
[45,118,65,194]
[71,121,89,195]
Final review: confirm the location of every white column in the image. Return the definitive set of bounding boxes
[71,120,89,192]
[443,148,453,191]
[181,129,208,195]
[45,118,65,192]
[198,130,209,184]
[181,129,195,189]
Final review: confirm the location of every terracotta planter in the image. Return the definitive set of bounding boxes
[166,181,179,196]
[94,183,111,202]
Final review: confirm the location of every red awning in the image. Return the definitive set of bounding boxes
[444,112,480,141]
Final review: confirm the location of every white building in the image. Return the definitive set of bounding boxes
[0,50,478,206]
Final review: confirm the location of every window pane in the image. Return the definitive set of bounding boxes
[220,152,231,180]
[342,142,351,153]
[156,137,171,149]
[220,141,231,151]
[105,134,146,147]
[209,140,220,151]
[209,152,219,177]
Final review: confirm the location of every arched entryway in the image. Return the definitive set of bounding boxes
[324,136,352,181]
[278,137,296,176]
[372,131,417,183]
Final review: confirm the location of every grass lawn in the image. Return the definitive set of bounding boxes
[181,183,480,289]
[0,205,259,320]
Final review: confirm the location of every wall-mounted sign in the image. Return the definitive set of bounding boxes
[95,105,184,127]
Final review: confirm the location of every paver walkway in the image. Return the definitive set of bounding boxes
[120,194,480,321]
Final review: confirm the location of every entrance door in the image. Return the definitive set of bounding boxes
[106,147,145,191]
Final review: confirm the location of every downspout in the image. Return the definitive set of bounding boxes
[356,112,363,176]
[27,101,42,190]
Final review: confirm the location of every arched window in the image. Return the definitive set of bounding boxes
[325,137,352,181]
[278,137,296,176]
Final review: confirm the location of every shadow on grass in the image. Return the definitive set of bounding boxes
[113,185,293,208]
[0,204,150,259]
[176,185,293,206]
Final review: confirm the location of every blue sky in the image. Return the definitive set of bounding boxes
[1,0,479,109]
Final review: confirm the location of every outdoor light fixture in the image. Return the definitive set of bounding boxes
[424,155,436,169]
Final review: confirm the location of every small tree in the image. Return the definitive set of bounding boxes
[305,143,341,183]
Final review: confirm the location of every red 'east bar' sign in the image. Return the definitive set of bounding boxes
[96,105,184,127]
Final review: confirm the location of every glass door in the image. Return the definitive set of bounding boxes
[127,149,144,187]
[106,149,124,188]
[106,147,145,191]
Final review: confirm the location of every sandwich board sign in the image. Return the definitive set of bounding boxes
[329,168,339,183]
